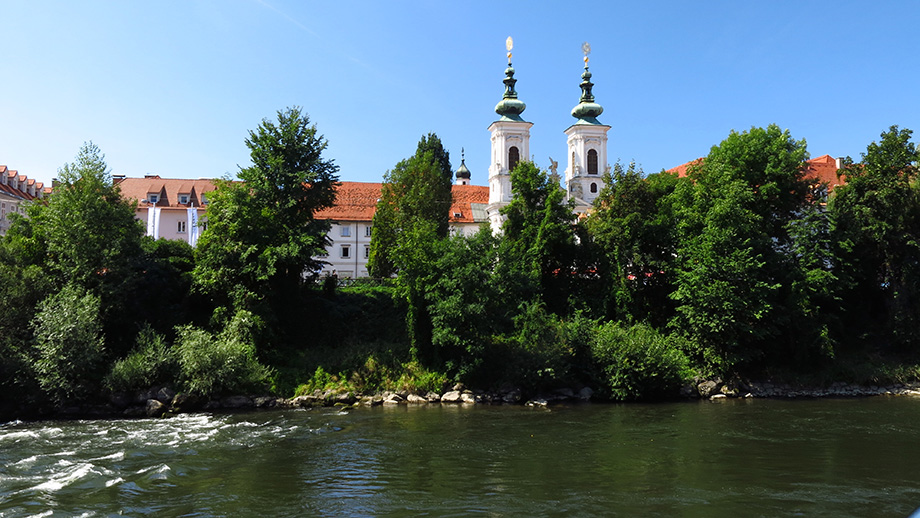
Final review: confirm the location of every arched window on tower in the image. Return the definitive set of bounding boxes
[587,149,598,175]
[508,146,520,172]
[590,182,598,194]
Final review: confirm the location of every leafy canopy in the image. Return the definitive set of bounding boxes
[194,106,339,309]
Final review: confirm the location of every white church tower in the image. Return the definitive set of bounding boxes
[564,43,610,208]
[487,37,532,233]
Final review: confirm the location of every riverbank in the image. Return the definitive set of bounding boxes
[7,377,917,422]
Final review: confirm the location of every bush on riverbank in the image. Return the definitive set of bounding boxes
[175,310,273,398]
[591,323,693,401]
[32,284,107,404]
[106,326,178,393]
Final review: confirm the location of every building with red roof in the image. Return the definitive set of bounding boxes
[666,154,847,193]
[0,165,49,235]
[315,181,489,278]
[114,175,217,246]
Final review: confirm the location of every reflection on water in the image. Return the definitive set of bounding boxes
[1,398,919,517]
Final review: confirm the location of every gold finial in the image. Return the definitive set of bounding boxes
[506,36,513,63]
[582,41,591,65]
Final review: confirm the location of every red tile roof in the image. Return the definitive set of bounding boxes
[0,165,44,200]
[315,181,381,222]
[315,181,489,223]
[803,154,846,191]
[116,176,217,209]
[666,158,703,177]
[666,155,846,192]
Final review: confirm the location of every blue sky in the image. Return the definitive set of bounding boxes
[3,1,920,188]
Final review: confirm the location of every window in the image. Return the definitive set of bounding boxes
[341,245,350,258]
[590,183,598,194]
[179,194,190,204]
[200,194,208,205]
[178,221,187,233]
[365,225,373,237]
[147,194,159,203]
[508,146,520,172]
[341,225,351,237]
[364,245,370,259]
[587,149,598,174]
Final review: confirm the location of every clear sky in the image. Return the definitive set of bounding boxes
[3,1,920,188]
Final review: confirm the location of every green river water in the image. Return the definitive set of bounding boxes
[1,397,919,517]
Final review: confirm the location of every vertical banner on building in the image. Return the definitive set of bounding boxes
[187,207,199,247]
[146,206,161,239]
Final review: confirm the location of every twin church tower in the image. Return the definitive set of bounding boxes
[478,38,611,232]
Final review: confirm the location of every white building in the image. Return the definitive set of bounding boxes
[314,181,489,279]
[115,175,215,246]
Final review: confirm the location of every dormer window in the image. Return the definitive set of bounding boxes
[179,194,190,205]
[509,146,520,172]
[147,194,159,204]
[200,194,208,205]
[587,149,598,174]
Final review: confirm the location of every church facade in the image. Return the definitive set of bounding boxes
[487,40,611,232]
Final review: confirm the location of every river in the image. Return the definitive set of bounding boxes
[1,397,919,517]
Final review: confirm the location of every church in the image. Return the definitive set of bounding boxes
[317,39,613,277]
[486,39,610,232]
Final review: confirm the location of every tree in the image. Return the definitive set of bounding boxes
[7,142,144,296]
[367,133,452,278]
[496,160,578,315]
[425,228,501,379]
[584,163,679,325]
[3,142,146,356]
[830,125,920,348]
[32,284,106,404]
[366,134,453,364]
[668,125,815,371]
[194,107,339,315]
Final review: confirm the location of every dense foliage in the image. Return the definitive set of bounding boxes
[2,119,919,418]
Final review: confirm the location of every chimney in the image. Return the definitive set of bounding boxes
[835,157,844,170]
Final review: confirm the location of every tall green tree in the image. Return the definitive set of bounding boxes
[367,134,452,364]
[496,160,577,315]
[668,125,816,371]
[367,133,452,278]
[194,107,339,316]
[3,142,146,355]
[6,142,144,295]
[424,228,501,380]
[584,163,679,325]
[830,125,920,348]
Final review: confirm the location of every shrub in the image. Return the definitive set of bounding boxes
[106,326,178,393]
[591,322,692,401]
[31,284,106,403]
[491,300,581,392]
[175,310,273,398]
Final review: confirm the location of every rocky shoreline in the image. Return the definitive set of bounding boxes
[111,378,920,418]
[8,379,920,421]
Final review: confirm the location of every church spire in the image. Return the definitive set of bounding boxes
[455,147,471,185]
[571,42,604,125]
[494,36,527,121]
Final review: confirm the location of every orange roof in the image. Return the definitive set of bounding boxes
[0,165,42,200]
[666,155,846,192]
[315,181,490,223]
[666,158,704,177]
[315,181,382,221]
[803,154,846,191]
[116,176,217,208]
[448,184,489,223]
